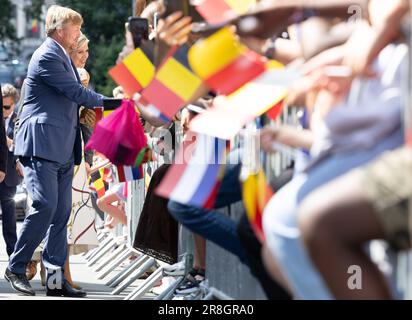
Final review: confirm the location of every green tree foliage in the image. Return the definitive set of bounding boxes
[0,0,17,41]
[25,0,45,21]
[57,0,132,95]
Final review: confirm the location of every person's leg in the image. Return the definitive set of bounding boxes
[63,245,82,290]
[262,127,404,299]
[8,157,58,275]
[0,184,18,257]
[42,158,74,281]
[262,174,329,299]
[193,234,206,271]
[168,164,248,264]
[261,245,294,296]
[90,191,105,224]
[237,213,291,300]
[64,247,72,284]
[298,173,393,299]
[105,215,119,229]
[97,193,127,226]
[300,146,412,299]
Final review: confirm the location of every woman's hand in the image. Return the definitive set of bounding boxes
[16,161,24,177]
[260,126,281,154]
[85,162,92,178]
[156,11,193,46]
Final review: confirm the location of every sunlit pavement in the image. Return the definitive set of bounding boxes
[0,221,142,300]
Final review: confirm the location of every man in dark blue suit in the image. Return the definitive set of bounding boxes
[0,84,22,259]
[4,5,109,297]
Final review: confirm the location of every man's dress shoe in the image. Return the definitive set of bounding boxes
[5,268,36,296]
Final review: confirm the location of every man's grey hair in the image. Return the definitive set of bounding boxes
[45,5,83,37]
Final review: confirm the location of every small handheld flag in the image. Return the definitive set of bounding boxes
[90,169,108,199]
[188,27,266,95]
[156,133,228,209]
[195,0,257,24]
[141,45,205,121]
[109,48,155,97]
[116,165,143,182]
[242,169,273,244]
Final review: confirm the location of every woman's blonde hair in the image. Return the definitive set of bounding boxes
[45,5,83,37]
[76,33,89,50]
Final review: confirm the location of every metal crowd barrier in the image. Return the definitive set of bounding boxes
[85,1,412,298]
[81,106,298,300]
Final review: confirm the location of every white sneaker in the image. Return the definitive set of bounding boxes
[152,276,177,295]
[163,261,185,276]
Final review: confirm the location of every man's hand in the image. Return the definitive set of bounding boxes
[300,45,354,106]
[6,137,13,149]
[0,171,5,183]
[80,108,96,128]
[16,162,24,177]
[341,22,378,78]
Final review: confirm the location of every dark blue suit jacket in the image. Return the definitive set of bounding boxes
[14,37,105,166]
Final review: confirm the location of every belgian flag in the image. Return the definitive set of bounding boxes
[188,27,266,95]
[90,169,108,199]
[195,0,257,24]
[109,48,155,98]
[141,45,204,121]
[242,169,273,243]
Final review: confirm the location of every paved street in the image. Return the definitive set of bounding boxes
[0,220,142,300]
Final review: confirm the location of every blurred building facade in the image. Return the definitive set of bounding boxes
[10,0,56,62]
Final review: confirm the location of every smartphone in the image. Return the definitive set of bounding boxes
[128,17,149,48]
[163,0,203,22]
[153,12,160,32]
[102,99,123,110]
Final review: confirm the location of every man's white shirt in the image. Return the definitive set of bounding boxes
[50,38,77,80]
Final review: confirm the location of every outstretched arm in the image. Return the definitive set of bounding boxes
[38,52,106,108]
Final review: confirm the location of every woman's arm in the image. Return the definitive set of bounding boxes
[260,125,315,152]
[134,100,169,128]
